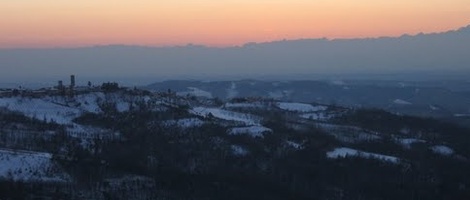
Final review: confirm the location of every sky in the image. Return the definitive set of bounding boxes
[1,0,470,48]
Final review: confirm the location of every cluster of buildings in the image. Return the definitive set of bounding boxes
[0,75,100,98]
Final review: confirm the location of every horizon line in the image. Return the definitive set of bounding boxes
[1,23,469,50]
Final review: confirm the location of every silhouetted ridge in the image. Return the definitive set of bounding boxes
[457,24,470,33]
[1,23,469,81]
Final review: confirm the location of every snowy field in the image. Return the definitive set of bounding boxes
[0,97,81,124]
[0,149,70,182]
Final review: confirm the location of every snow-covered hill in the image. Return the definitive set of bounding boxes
[0,149,70,182]
[0,88,466,191]
[0,92,155,125]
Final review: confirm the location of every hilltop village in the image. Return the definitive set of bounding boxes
[0,75,121,98]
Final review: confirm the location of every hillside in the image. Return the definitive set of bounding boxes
[0,86,469,199]
[145,79,470,127]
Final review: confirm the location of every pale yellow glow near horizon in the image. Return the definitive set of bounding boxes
[1,0,469,47]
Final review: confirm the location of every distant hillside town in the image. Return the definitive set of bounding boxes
[0,75,121,98]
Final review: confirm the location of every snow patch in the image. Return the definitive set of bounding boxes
[393,99,412,105]
[224,102,266,109]
[104,175,155,188]
[0,97,80,124]
[326,147,400,163]
[190,107,261,125]
[277,102,327,113]
[116,101,130,112]
[300,112,333,121]
[396,138,426,149]
[431,145,454,156]
[454,114,470,117]
[72,92,104,113]
[429,105,440,111]
[0,92,118,124]
[162,118,205,128]
[228,126,272,138]
[231,145,249,156]
[286,141,303,149]
[0,149,70,182]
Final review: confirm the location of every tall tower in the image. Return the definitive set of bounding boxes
[70,75,75,88]
[57,80,65,96]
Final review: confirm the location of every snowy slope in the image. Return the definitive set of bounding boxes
[116,102,131,112]
[285,141,303,149]
[231,145,249,156]
[396,138,426,149]
[0,93,108,125]
[326,147,400,163]
[431,145,454,156]
[224,102,267,109]
[190,107,261,125]
[0,149,70,182]
[316,123,381,143]
[300,112,334,121]
[0,97,81,124]
[44,93,104,114]
[162,118,205,128]
[0,92,157,125]
[228,126,272,138]
[277,102,327,112]
[393,99,412,105]
[69,93,104,113]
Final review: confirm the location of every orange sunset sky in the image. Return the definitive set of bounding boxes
[1,0,470,48]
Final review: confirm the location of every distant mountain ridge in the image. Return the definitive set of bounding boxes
[456,24,470,33]
[1,24,469,82]
[244,23,470,45]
